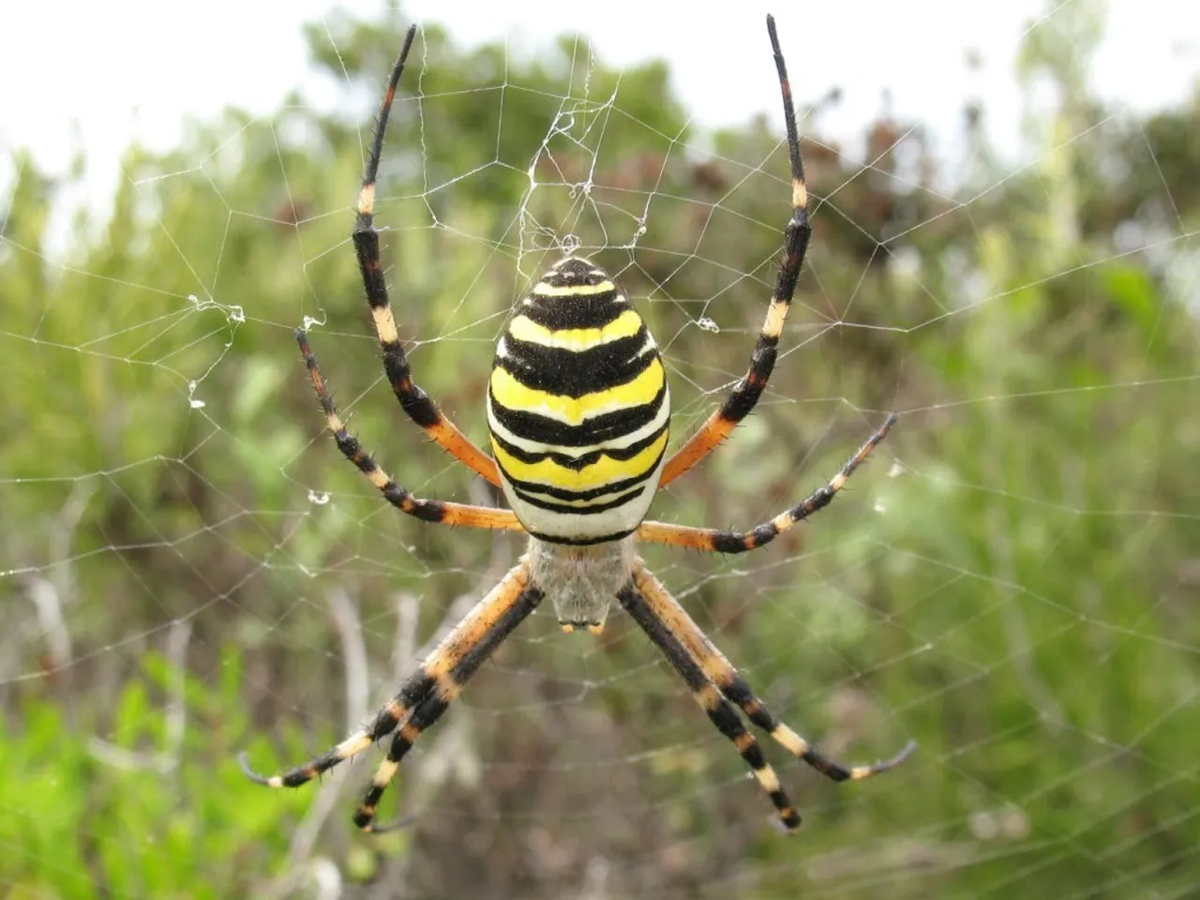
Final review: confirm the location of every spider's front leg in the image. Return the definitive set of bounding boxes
[658,14,810,488]
[296,329,523,533]
[241,560,543,831]
[352,24,501,487]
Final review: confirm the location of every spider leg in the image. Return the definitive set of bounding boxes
[638,414,895,552]
[355,570,543,831]
[630,563,914,789]
[242,561,543,833]
[659,15,809,489]
[616,582,801,832]
[297,329,523,532]
[354,26,501,488]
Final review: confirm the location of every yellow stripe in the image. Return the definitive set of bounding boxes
[492,430,667,492]
[490,359,664,425]
[508,309,643,351]
[372,759,399,788]
[762,298,788,339]
[336,732,374,760]
[532,280,615,297]
[754,765,782,794]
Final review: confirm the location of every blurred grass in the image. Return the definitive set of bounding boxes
[3,4,1200,898]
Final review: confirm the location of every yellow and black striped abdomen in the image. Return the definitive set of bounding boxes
[488,258,669,544]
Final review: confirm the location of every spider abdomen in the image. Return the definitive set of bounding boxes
[487,258,670,544]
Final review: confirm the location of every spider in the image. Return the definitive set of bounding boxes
[240,14,915,833]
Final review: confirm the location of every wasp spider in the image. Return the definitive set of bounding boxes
[241,15,915,833]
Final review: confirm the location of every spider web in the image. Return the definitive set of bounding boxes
[3,1,1199,898]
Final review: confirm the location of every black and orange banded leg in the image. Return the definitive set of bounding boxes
[660,15,809,489]
[353,24,501,488]
[639,413,896,552]
[355,578,544,831]
[616,583,801,831]
[297,329,523,532]
[241,562,543,831]
[631,564,915,797]
[239,667,429,791]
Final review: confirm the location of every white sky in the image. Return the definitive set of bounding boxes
[2,0,1198,229]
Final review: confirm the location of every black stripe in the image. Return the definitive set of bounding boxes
[520,293,627,331]
[396,672,437,708]
[279,749,339,787]
[489,383,668,447]
[719,675,781,733]
[355,790,385,826]
[502,469,655,503]
[448,587,544,684]
[407,695,450,733]
[710,522,779,554]
[498,443,666,501]
[775,212,810,307]
[490,421,668,472]
[721,336,778,423]
[354,229,387,310]
[618,584,707,689]
[365,670,437,739]
[706,703,756,757]
[381,349,442,428]
[507,483,648,516]
[529,527,636,545]
[498,328,652,397]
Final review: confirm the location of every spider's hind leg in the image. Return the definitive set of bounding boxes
[242,561,543,832]
[617,580,802,831]
[627,562,914,818]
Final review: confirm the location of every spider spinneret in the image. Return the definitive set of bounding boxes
[239,14,915,835]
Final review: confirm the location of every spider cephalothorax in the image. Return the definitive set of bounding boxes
[241,14,914,834]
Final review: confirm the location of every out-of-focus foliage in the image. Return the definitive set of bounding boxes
[3,2,1198,897]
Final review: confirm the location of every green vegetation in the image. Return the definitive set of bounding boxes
[3,3,1198,897]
